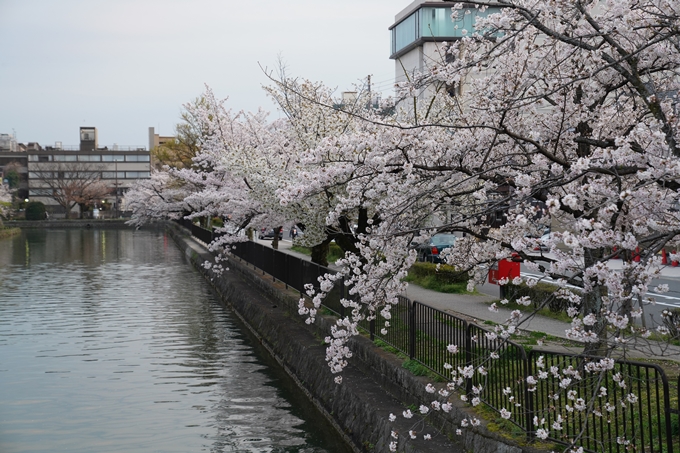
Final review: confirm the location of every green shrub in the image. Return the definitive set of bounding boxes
[403,262,470,293]
[211,217,224,228]
[402,359,430,376]
[25,201,46,221]
[291,242,344,264]
[328,242,344,263]
[408,262,469,283]
[507,282,579,315]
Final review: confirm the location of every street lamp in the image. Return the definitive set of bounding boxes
[114,160,119,218]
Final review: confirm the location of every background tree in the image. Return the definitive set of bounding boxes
[0,183,11,227]
[75,180,111,218]
[3,162,20,189]
[31,162,108,219]
[151,97,205,170]
[24,201,45,221]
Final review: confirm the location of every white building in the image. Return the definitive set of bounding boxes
[27,127,151,217]
[390,1,500,100]
[0,133,18,152]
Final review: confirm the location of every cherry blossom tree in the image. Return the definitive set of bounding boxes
[0,183,11,228]
[126,2,679,449]
[126,170,195,226]
[263,72,379,264]
[129,87,298,263]
[283,1,680,450]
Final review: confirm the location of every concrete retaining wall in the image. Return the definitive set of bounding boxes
[6,219,131,229]
[165,222,545,453]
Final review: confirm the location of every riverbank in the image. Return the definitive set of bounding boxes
[0,227,21,239]
[4,219,131,229]
[166,222,544,453]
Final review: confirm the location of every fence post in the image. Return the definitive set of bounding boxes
[662,375,676,453]
[300,261,305,298]
[524,349,535,442]
[409,301,416,359]
[465,324,473,397]
[284,253,289,290]
[369,318,375,341]
[271,248,275,282]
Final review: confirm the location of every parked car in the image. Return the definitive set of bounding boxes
[415,233,458,263]
[526,226,552,251]
[259,227,283,240]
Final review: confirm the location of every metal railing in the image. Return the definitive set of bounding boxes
[179,221,678,453]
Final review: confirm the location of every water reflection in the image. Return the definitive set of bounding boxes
[0,229,350,453]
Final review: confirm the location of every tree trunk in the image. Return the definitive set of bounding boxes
[582,247,609,356]
[311,239,332,267]
[271,226,282,250]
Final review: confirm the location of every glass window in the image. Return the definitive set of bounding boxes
[392,11,418,54]
[102,172,125,179]
[29,172,47,179]
[102,154,125,162]
[421,7,458,37]
[125,171,150,179]
[54,155,77,162]
[77,155,101,162]
[392,6,501,56]
[29,189,51,196]
[422,6,498,38]
[126,154,150,162]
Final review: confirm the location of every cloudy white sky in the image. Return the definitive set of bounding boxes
[0,0,401,148]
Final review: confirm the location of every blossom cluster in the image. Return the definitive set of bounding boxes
[126,1,680,451]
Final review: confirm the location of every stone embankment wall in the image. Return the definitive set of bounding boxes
[6,219,131,229]
[166,222,545,453]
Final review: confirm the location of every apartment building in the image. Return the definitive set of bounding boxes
[390,1,500,100]
[27,127,151,216]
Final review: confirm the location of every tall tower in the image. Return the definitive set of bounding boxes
[79,127,98,151]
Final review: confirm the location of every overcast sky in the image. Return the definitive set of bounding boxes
[0,0,400,148]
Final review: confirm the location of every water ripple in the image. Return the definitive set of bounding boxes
[0,229,348,453]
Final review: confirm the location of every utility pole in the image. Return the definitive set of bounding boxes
[367,75,372,109]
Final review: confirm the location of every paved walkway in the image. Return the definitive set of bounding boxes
[256,238,680,360]
[263,239,573,337]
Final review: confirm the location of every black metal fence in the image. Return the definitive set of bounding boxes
[178,221,679,453]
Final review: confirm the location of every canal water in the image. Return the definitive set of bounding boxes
[0,228,352,453]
